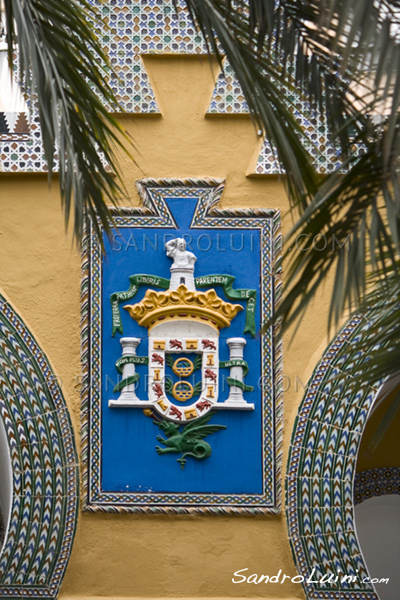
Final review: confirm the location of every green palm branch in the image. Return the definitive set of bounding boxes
[2,0,399,407]
[1,0,132,245]
[183,0,400,384]
[181,1,400,444]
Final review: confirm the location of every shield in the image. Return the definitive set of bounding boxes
[148,334,219,422]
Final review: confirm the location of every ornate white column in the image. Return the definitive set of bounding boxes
[219,337,254,410]
[109,337,151,408]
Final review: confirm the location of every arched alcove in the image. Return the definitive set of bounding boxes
[0,412,12,550]
[286,314,387,600]
[353,378,400,600]
[0,294,78,598]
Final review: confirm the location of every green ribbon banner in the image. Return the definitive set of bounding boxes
[115,355,149,374]
[219,359,249,376]
[226,377,254,392]
[113,373,140,393]
[195,275,256,337]
[111,273,256,337]
[111,274,170,336]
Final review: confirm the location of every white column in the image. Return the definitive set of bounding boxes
[109,337,151,408]
[218,337,254,410]
[119,337,140,401]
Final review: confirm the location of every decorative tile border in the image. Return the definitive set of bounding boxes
[286,315,384,599]
[0,295,79,598]
[354,467,400,505]
[81,177,283,514]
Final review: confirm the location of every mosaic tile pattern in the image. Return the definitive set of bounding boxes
[1,1,336,176]
[207,60,248,114]
[252,99,343,175]
[0,112,30,142]
[354,467,400,505]
[0,296,79,598]
[81,177,283,513]
[0,46,30,143]
[0,41,48,172]
[286,315,384,599]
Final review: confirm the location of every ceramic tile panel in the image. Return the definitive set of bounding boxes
[286,314,383,600]
[354,467,400,505]
[1,2,339,175]
[81,177,283,513]
[0,297,79,598]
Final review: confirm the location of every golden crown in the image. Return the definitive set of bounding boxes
[124,284,242,331]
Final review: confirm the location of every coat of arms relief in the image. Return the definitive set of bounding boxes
[109,237,255,468]
[82,178,282,513]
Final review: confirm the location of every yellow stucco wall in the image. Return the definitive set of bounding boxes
[0,56,342,600]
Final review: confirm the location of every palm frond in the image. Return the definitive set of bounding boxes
[1,0,132,245]
[179,1,400,394]
[182,0,321,207]
[278,119,400,335]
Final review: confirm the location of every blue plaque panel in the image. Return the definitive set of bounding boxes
[81,178,282,514]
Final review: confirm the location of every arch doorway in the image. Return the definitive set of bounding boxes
[286,314,399,600]
[353,378,400,600]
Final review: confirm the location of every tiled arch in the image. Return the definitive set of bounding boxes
[0,295,78,598]
[286,315,384,600]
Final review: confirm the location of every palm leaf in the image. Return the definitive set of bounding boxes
[180,1,400,389]
[1,0,133,246]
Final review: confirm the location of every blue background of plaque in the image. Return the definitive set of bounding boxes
[101,197,266,494]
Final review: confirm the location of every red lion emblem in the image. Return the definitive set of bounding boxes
[151,353,164,365]
[169,405,183,420]
[170,339,183,350]
[153,383,164,398]
[196,400,212,412]
[204,369,217,382]
[202,339,216,350]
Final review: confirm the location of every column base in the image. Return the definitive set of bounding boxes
[216,401,254,410]
[108,398,153,408]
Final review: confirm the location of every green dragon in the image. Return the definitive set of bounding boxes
[151,411,227,469]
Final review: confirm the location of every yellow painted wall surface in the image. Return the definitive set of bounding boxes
[0,56,342,600]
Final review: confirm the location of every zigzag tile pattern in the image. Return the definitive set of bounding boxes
[0,296,78,598]
[286,316,383,599]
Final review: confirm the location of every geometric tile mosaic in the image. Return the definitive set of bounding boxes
[207,60,248,114]
[252,101,342,175]
[0,41,47,172]
[0,46,30,143]
[0,1,338,175]
[0,295,79,598]
[354,467,400,505]
[0,40,28,140]
[286,315,384,599]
